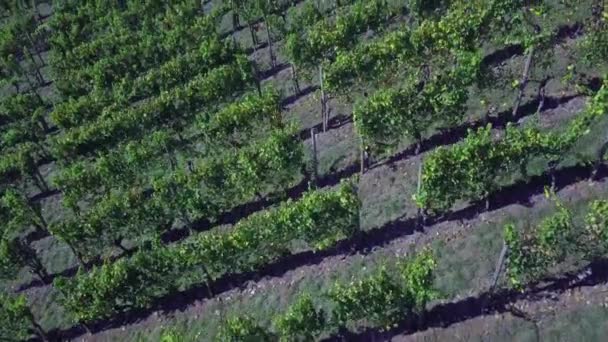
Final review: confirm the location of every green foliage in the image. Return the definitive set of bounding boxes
[54,90,283,207]
[353,51,480,152]
[48,1,202,57]
[415,125,498,213]
[399,251,439,312]
[584,200,608,255]
[504,223,539,289]
[51,36,239,129]
[325,28,415,93]
[55,187,171,257]
[53,130,178,206]
[416,79,608,214]
[536,198,576,262]
[199,90,284,151]
[182,180,360,278]
[163,126,304,223]
[55,243,181,322]
[565,79,608,144]
[504,197,579,289]
[53,55,254,157]
[51,4,226,97]
[217,316,273,342]
[328,265,409,329]
[0,238,22,280]
[48,220,93,261]
[0,294,33,341]
[0,141,47,189]
[159,329,187,342]
[0,231,46,282]
[408,0,450,19]
[274,294,325,341]
[224,251,437,338]
[328,251,437,330]
[579,12,608,65]
[285,2,323,36]
[285,0,398,69]
[53,123,301,256]
[404,0,545,76]
[412,0,497,53]
[55,182,360,322]
[1,188,45,234]
[0,92,44,128]
[0,10,45,85]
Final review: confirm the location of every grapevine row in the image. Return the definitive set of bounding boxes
[54,91,283,204]
[284,0,400,69]
[324,28,415,94]
[341,0,543,151]
[52,125,303,264]
[0,10,45,61]
[0,92,47,141]
[54,13,222,97]
[52,56,254,158]
[281,0,404,130]
[51,36,240,129]
[0,92,50,191]
[323,0,518,94]
[415,80,608,214]
[53,90,284,217]
[218,251,436,341]
[225,0,354,69]
[49,0,202,61]
[0,10,55,194]
[54,182,359,323]
[353,51,481,152]
[288,0,508,71]
[0,144,48,189]
[411,0,527,55]
[505,198,608,288]
[0,10,47,94]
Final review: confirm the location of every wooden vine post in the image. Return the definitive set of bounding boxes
[491,241,508,291]
[548,160,558,192]
[31,319,48,342]
[480,239,508,314]
[231,0,240,31]
[319,64,328,132]
[262,13,276,68]
[248,19,259,50]
[416,161,424,230]
[592,138,608,180]
[359,136,366,175]
[24,29,46,75]
[311,127,318,186]
[291,64,300,96]
[511,46,534,120]
[513,8,541,120]
[252,61,262,96]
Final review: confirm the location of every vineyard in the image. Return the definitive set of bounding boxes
[1,0,608,341]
